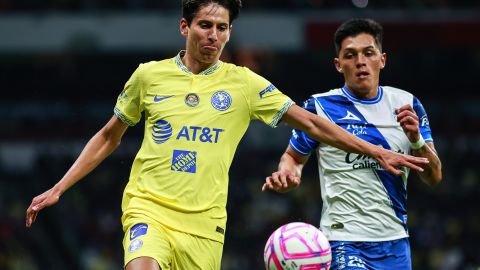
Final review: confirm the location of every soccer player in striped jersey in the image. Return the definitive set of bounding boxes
[26,4,429,270]
[263,18,442,270]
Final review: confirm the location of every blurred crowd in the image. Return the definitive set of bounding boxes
[0,0,478,11]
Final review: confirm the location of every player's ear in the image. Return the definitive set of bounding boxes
[180,18,189,37]
[380,52,386,69]
[334,58,343,73]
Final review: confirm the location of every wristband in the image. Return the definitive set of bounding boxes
[410,135,425,150]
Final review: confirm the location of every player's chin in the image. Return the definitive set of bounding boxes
[201,48,219,56]
[353,80,372,89]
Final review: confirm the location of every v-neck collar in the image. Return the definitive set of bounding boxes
[175,50,222,76]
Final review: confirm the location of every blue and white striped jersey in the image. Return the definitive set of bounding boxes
[290,86,433,242]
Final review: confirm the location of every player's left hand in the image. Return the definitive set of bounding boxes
[395,104,420,143]
[26,187,61,227]
[262,171,301,193]
[375,148,428,176]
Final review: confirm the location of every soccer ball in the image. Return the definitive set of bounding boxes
[264,222,331,270]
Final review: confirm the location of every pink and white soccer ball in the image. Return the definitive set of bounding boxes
[264,222,331,270]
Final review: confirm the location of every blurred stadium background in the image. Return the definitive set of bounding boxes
[1,0,479,269]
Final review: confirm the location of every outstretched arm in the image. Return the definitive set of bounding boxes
[262,146,308,193]
[396,104,442,186]
[26,115,128,227]
[281,105,428,176]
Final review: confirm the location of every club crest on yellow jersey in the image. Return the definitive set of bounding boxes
[211,90,232,111]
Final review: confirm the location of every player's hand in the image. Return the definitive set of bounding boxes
[375,148,428,176]
[262,171,301,193]
[26,187,61,227]
[396,104,420,143]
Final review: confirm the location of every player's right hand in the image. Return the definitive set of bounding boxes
[262,171,301,193]
[26,187,61,227]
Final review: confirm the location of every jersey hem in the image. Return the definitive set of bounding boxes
[122,208,226,244]
[326,233,409,242]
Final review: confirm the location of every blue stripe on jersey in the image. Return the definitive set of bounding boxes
[289,130,318,156]
[374,170,408,231]
[413,96,433,142]
[316,95,390,149]
[317,94,408,231]
[303,96,317,113]
[289,97,320,156]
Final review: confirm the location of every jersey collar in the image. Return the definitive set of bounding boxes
[175,50,222,76]
[341,86,383,104]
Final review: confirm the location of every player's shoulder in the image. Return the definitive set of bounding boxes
[220,63,271,88]
[138,58,173,70]
[132,58,177,80]
[221,62,255,76]
[381,86,413,97]
[311,88,343,99]
[381,86,420,107]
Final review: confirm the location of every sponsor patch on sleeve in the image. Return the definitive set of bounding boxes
[259,84,277,98]
[130,223,148,240]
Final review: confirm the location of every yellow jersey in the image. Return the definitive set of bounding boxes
[114,51,294,243]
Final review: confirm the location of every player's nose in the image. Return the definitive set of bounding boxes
[208,28,218,42]
[356,54,367,66]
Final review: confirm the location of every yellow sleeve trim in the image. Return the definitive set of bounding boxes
[269,100,295,128]
[114,107,136,126]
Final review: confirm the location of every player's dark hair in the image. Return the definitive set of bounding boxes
[182,0,242,26]
[334,18,383,55]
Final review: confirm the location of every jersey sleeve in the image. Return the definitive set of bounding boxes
[412,96,433,142]
[245,68,294,128]
[289,97,320,156]
[114,64,146,126]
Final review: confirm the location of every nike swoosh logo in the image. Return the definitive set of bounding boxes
[154,95,173,103]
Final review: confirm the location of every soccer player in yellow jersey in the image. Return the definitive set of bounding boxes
[25,1,428,269]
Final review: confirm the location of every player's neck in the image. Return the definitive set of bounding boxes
[344,85,379,99]
[181,52,219,75]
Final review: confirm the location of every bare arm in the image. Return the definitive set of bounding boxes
[281,105,428,176]
[396,104,442,186]
[412,142,442,186]
[26,115,128,227]
[262,146,308,192]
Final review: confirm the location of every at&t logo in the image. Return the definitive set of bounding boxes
[176,126,224,143]
[152,120,173,144]
[151,119,224,144]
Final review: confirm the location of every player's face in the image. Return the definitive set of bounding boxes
[334,33,386,98]
[180,3,232,65]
